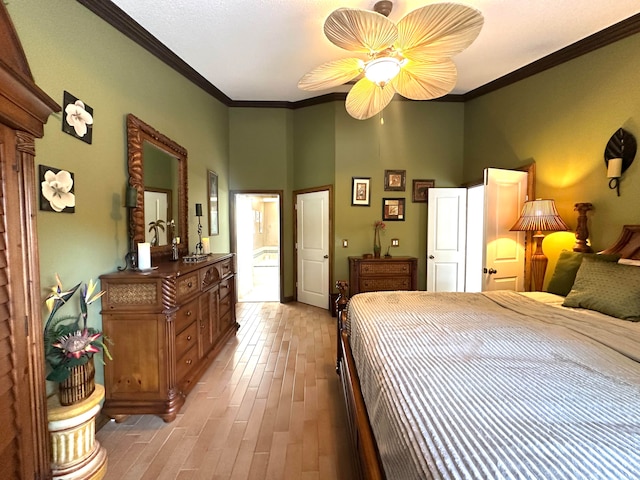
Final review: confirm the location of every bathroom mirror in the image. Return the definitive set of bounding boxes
[127,113,188,260]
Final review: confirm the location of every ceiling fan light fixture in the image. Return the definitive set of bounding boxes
[364,57,401,86]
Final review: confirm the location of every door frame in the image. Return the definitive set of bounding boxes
[230,190,284,303]
[293,185,334,308]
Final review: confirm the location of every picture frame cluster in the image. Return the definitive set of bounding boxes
[351,169,435,220]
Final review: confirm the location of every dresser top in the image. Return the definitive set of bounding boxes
[100,253,234,280]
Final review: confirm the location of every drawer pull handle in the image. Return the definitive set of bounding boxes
[187,281,193,288]
[200,322,205,329]
[186,311,192,317]
[186,335,192,341]
[186,359,192,365]
[221,284,229,289]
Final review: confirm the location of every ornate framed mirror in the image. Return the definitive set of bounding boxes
[127,114,188,261]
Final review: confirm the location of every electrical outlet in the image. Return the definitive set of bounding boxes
[342,239,348,248]
[391,238,399,247]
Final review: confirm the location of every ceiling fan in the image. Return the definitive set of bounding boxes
[298,1,484,120]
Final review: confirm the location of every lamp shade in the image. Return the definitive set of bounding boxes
[364,57,401,86]
[510,199,569,232]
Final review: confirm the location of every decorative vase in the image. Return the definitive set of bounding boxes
[373,229,381,258]
[58,357,96,406]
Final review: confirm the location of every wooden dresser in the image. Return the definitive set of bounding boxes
[348,256,418,295]
[99,254,236,422]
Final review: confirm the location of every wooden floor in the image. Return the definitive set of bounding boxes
[96,302,356,480]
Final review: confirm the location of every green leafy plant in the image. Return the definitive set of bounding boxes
[43,275,112,382]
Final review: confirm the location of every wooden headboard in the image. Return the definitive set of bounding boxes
[600,225,640,259]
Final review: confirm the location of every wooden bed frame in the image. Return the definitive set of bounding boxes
[335,225,640,480]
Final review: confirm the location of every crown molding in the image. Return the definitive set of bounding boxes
[77,1,640,108]
[464,12,640,100]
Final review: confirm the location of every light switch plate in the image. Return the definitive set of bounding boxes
[342,239,348,248]
[391,238,399,247]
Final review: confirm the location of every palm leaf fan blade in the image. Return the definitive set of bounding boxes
[396,3,484,61]
[298,58,364,91]
[346,78,395,120]
[324,8,397,53]
[393,59,457,100]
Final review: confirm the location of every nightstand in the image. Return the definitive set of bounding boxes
[348,256,418,295]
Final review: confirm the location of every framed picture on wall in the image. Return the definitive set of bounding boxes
[351,176,371,206]
[39,165,75,213]
[412,179,435,202]
[382,197,405,221]
[62,91,93,144]
[207,170,219,235]
[384,169,406,191]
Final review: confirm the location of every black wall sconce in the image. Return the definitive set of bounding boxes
[605,128,636,196]
[118,185,138,271]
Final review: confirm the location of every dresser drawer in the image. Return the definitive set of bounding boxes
[220,310,233,333]
[360,262,411,276]
[175,321,197,359]
[219,277,233,301]
[177,272,200,301]
[200,264,220,290]
[176,343,197,383]
[175,298,198,334]
[361,277,411,292]
[219,289,232,316]
[218,258,234,277]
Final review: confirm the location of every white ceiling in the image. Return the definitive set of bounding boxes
[108,0,640,103]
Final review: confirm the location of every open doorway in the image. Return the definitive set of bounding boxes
[231,191,283,302]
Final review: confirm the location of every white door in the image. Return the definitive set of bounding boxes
[426,188,467,292]
[482,168,528,291]
[296,190,330,308]
[465,184,485,292]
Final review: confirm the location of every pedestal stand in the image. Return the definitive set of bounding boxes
[47,384,107,479]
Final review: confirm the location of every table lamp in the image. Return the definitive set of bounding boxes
[510,199,569,291]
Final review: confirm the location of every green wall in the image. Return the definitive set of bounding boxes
[464,33,640,251]
[333,100,465,288]
[293,103,336,190]
[9,0,229,389]
[229,108,295,298]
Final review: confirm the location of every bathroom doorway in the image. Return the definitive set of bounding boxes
[231,191,282,302]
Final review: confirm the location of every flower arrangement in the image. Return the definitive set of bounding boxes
[373,220,386,258]
[43,275,111,382]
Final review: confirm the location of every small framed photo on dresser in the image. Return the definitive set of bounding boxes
[382,197,405,221]
[351,177,371,206]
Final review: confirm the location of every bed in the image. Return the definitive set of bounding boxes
[336,225,640,480]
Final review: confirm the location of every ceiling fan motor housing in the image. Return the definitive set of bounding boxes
[374,1,393,17]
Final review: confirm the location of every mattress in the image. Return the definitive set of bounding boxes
[346,290,640,479]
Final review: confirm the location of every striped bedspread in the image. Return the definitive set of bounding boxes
[347,290,640,479]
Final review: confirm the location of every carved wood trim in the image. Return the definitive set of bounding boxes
[0,3,59,478]
[126,113,189,261]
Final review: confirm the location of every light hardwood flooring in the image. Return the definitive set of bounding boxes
[96,302,356,480]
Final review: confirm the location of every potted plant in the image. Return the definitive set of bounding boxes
[44,274,111,405]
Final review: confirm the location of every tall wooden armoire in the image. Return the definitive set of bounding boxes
[0,4,61,479]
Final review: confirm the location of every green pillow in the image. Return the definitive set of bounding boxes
[562,257,640,321]
[546,251,620,296]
